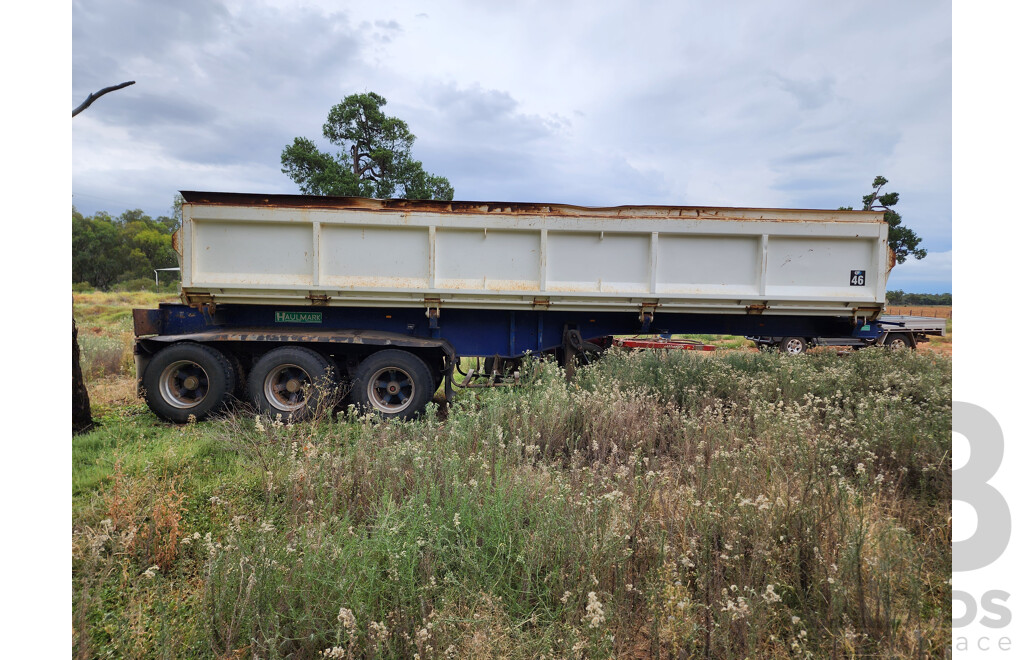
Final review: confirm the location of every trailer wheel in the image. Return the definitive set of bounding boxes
[143,343,236,423]
[781,337,807,355]
[248,347,337,422]
[352,349,434,419]
[884,333,912,350]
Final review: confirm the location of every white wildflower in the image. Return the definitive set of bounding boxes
[584,591,606,628]
[337,607,357,634]
[369,620,388,638]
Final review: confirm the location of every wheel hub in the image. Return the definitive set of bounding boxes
[368,367,415,413]
[263,363,311,411]
[158,360,211,409]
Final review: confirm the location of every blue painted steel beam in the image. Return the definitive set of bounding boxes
[144,303,875,358]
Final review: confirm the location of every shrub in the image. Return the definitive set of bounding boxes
[77,332,132,379]
[111,277,161,292]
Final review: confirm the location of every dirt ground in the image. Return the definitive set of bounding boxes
[917,333,952,356]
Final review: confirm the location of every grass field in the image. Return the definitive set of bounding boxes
[72,293,952,658]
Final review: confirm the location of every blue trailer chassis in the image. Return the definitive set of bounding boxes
[131,303,884,422]
[135,303,881,358]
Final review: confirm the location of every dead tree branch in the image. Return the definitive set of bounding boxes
[72,81,136,117]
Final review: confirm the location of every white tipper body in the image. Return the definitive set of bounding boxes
[177,193,890,318]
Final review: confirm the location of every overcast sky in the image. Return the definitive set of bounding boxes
[71,0,952,292]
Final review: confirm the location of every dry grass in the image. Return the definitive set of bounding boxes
[74,290,177,409]
[86,375,140,409]
[885,306,952,318]
[73,347,951,659]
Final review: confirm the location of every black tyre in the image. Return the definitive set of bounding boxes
[781,337,807,355]
[248,346,337,422]
[351,349,434,419]
[225,351,248,400]
[143,343,236,423]
[884,333,913,350]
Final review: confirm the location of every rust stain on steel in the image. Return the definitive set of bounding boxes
[179,191,886,223]
[183,292,215,307]
[144,327,455,352]
[132,308,163,336]
[746,304,768,315]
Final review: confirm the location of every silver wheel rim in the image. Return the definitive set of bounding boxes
[785,339,804,354]
[889,338,907,349]
[263,363,312,411]
[367,366,415,413]
[159,360,210,409]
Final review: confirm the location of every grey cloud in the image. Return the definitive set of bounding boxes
[72,0,231,97]
[772,149,848,165]
[418,83,565,145]
[90,92,219,128]
[74,1,365,168]
[771,73,836,111]
[154,120,297,167]
[193,8,362,90]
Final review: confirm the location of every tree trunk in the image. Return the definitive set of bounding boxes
[72,81,134,436]
[72,319,94,434]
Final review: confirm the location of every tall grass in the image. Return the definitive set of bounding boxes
[72,348,951,658]
[74,291,181,409]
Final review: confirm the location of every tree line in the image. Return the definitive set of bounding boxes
[72,204,180,290]
[886,290,951,306]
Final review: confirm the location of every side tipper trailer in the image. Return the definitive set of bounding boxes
[133,191,892,421]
